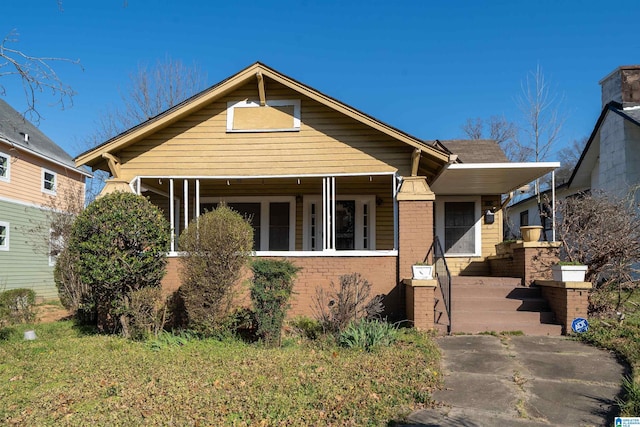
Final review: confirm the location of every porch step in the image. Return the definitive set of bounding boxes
[439,276,562,336]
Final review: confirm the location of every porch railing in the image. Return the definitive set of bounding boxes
[425,236,452,335]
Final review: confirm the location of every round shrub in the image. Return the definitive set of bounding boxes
[178,204,254,336]
[67,191,170,332]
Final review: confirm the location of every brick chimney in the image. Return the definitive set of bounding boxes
[600,65,640,108]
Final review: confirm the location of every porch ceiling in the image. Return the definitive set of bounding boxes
[430,162,560,195]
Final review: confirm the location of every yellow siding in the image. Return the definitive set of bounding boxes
[116,80,413,180]
[0,144,85,209]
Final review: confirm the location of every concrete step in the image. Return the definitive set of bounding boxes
[453,284,543,299]
[451,276,522,286]
[451,321,563,336]
[452,309,556,325]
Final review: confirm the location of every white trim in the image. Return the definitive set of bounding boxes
[167,250,398,258]
[303,194,376,251]
[0,137,92,178]
[200,196,296,251]
[0,221,9,251]
[226,99,301,132]
[41,168,57,195]
[169,179,175,252]
[435,196,482,257]
[0,151,10,183]
[134,171,395,180]
[446,162,561,170]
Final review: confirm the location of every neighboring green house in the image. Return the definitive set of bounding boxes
[0,100,90,300]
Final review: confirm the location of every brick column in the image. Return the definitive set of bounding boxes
[404,279,437,330]
[536,280,592,334]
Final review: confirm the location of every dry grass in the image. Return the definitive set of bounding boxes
[0,321,441,426]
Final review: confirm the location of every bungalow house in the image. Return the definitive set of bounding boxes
[507,65,640,240]
[75,62,559,332]
[0,99,89,300]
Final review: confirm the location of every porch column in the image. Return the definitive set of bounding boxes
[322,176,336,250]
[397,176,435,282]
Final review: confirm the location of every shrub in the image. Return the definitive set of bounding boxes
[54,247,94,323]
[117,287,167,340]
[338,319,398,352]
[0,289,36,326]
[178,204,253,336]
[288,316,323,340]
[67,191,170,332]
[250,259,300,347]
[313,273,383,334]
[557,190,640,313]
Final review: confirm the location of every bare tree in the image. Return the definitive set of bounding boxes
[517,65,565,163]
[0,29,81,123]
[555,137,586,185]
[461,115,522,161]
[558,189,640,314]
[87,56,208,145]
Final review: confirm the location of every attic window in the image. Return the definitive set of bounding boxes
[226,99,300,132]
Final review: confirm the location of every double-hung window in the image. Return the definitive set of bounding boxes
[200,197,295,252]
[0,221,9,251]
[0,152,9,182]
[42,168,57,195]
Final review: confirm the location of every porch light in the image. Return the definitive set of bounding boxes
[484,209,495,224]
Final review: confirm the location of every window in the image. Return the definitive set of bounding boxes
[200,197,295,251]
[0,221,9,251]
[226,99,301,132]
[436,197,481,256]
[42,168,57,194]
[303,196,375,251]
[520,210,529,227]
[0,152,9,182]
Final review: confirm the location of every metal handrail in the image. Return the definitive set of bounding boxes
[427,236,452,334]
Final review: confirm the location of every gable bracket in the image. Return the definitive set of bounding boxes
[101,153,121,179]
[256,71,266,106]
[411,148,421,176]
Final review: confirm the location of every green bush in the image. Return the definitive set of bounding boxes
[250,259,300,347]
[178,204,253,336]
[67,191,170,333]
[0,289,36,326]
[338,319,398,352]
[54,247,94,323]
[288,316,323,340]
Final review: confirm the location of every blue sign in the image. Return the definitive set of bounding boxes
[572,317,589,333]
[615,417,640,426]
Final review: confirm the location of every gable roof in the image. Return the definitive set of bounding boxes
[0,99,90,176]
[568,101,640,189]
[435,139,509,163]
[75,62,450,169]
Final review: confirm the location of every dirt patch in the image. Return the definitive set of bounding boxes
[36,304,71,323]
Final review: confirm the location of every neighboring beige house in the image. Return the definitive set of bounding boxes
[75,62,557,320]
[0,99,89,300]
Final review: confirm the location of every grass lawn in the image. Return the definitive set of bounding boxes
[578,290,640,416]
[0,321,440,426]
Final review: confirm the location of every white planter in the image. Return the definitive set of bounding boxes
[412,265,433,280]
[551,264,587,282]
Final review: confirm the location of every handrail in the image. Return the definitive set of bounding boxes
[429,236,452,334]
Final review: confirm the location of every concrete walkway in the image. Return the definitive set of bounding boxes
[404,335,627,426]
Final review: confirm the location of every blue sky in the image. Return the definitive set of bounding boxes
[3,1,639,160]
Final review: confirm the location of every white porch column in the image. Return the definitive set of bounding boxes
[169,178,175,252]
[552,170,556,242]
[184,179,189,230]
[195,179,200,220]
[322,176,336,250]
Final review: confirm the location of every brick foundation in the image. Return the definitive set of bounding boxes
[536,280,592,334]
[161,255,400,318]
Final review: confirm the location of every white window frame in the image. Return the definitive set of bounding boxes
[42,168,57,195]
[226,99,301,132]
[0,221,9,251]
[0,151,10,183]
[435,196,482,257]
[200,196,296,252]
[303,195,376,251]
